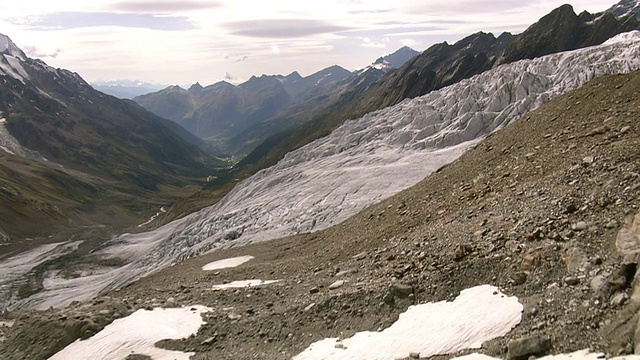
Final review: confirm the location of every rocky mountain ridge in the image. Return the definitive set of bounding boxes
[134,46,419,157]
[133,65,353,156]
[0,33,217,258]
[237,0,640,178]
[2,48,640,360]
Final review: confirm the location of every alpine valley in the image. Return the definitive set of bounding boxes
[2,1,640,360]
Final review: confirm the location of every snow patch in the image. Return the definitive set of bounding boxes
[0,146,13,155]
[0,35,9,53]
[49,305,211,360]
[138,207,167,227]
[453,349,640,360]
[0,320,14,328]
[212,279,280,290]
[202,255,254,271]
[0,58,26,83]
[4,56,29,80]
[294,285,522,360]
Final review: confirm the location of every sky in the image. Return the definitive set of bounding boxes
[0,0,618,86]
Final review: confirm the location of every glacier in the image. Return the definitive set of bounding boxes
[6,31,640,310]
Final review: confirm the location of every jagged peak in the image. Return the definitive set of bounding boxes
[543,3,578,20]
[188,82,204,94]
[452,31,497,47]
[160,85,186,93]
[324,64,347,70]
[208,80,234,87]
[285,71,302,78]
[497,32,515,41]
[308,65,350,77]
[0,33,27,60]
[374,46,419,64]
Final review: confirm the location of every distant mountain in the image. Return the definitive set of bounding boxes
[371,46,420,70]
[0,33,217,252]
[134,65,352,156]
[90,79,167,99]
[221,47,420,156]
[279,65,353,96]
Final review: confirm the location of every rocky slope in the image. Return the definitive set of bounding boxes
[2,50,640,360]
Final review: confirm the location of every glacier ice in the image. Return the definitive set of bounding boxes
[7,31,640,310]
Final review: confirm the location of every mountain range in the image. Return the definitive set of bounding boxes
[0,33,220,258]
[3,27,640,360]
[1,0,640,359]
[7,27,640,312]
[151,1,640,222]
[133,47,418,157]
[90,79,168,99]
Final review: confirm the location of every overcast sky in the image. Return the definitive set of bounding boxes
[0,0,617,86]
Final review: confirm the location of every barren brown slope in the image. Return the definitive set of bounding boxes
[2,71,640,360]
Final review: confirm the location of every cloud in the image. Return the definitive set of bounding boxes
[224,19,352,38]
[358,37,388,48]
[224,72,235,81]
[347,9,394,14]
[400,0,540,15]
[23,46,63,58]
[110,0,223,13]
[343,25,445,37]
[10,12,196,31]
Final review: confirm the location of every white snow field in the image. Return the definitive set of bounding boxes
[7,31,640,310]
[48,305,211,360]
[293,285,522,360]
[453,349,640,360]
[202,255,254,271]
[211,279,280,290]
[46,286,516,360]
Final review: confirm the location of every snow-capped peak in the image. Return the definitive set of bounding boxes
[357,46,419,74]
[0,34,30,83]
[0,33,27,61]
